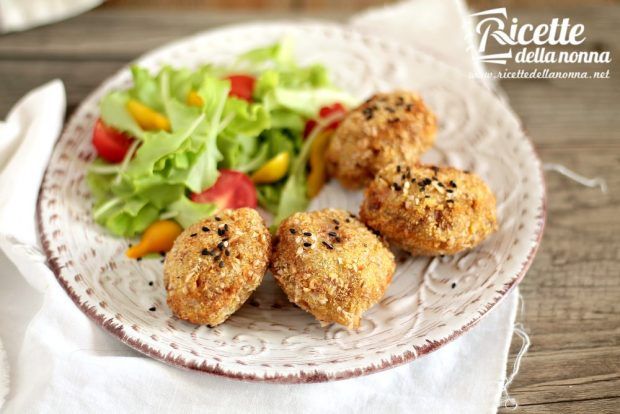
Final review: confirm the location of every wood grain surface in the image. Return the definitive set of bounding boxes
[0,4,618,412]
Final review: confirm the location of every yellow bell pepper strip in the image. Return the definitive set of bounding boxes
[251,152,291,184]
[126,99,171,132]
[186,90,203,107]
[307,130,333,198]
[126,220,183,259]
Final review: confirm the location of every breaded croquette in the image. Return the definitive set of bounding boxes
[271,208,395,329]
[164,208,271,326]
[360,164,497,256]
[326,91,436,189]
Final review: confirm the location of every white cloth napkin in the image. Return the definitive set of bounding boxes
[0,1,520,412]
[0,0,102,33]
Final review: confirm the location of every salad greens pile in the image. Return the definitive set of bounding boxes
[88,40,356,237]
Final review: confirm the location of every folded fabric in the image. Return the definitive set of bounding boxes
[0,0,102,33]
[0,338,6,410]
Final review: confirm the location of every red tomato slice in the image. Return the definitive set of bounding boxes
[319,102,346,120]
[225,75,256,102]
[92,118,134,163]
[190,169,258,210]
[303,102,347,139]
[303,119,318,139]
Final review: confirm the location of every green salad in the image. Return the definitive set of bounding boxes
[87,40,356,238]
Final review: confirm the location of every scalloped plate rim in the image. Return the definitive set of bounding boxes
[36,20,546,383]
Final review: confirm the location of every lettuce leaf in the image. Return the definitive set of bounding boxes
[99,92,144,139]
[271,88,358,118]
[88,40,356,238]
[166,196,218,228]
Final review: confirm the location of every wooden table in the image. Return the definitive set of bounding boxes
[1,5,618,413]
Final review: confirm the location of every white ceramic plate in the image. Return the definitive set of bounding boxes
[37,22,545,383]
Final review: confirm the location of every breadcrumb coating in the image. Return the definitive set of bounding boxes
[326,91,436,189]
[360,164,498,256]
[164,208,271,326]
[271,208,395,329]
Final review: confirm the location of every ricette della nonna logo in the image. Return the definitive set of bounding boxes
[470,8,611,79]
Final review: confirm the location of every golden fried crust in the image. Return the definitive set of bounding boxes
[326,91,436,189]
[360,164,498,256]
[164,208,271,326]
[271,208,395,329]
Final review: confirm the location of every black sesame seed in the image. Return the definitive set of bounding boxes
[411,178,417,183]
[322,241,334,250]
[217,228,225,236]
[335,237,342,243]
[224,223,229,231]
[149,307,156,312]
[202,226,210,232]
[136,257,142,262]
[303,232,312,237]
[148,281,154,286]
[217,241,226,250]
[437,182,445,188]
[289,228,297,234]
[219,260,225,268]
[328,231,337,237]
[425,195,431,199]
[333,219,340,225]
[335,225,340,230]
[447,200,455,204]
[215,216,221,221]
[160,259,165,263]
[225,249,230,256]
[345,218,351,223]
[392,183,402,191]
[303,242,312,247]
[213,254,221,261]
[431,166,439,173]
[190,233,198,237]
[450,180,457,188]
[451,282,457,289]
[396,165,402,173]
[159,251,166,257]
[201,248,211,256]
[447,189,454,193]
[349,213,356,218]
[401,174,407,181]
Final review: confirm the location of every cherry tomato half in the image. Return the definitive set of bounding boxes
[190,169,258,210]
[92,118,134,163]
[303,102,347,139]
[225,75,256,102]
